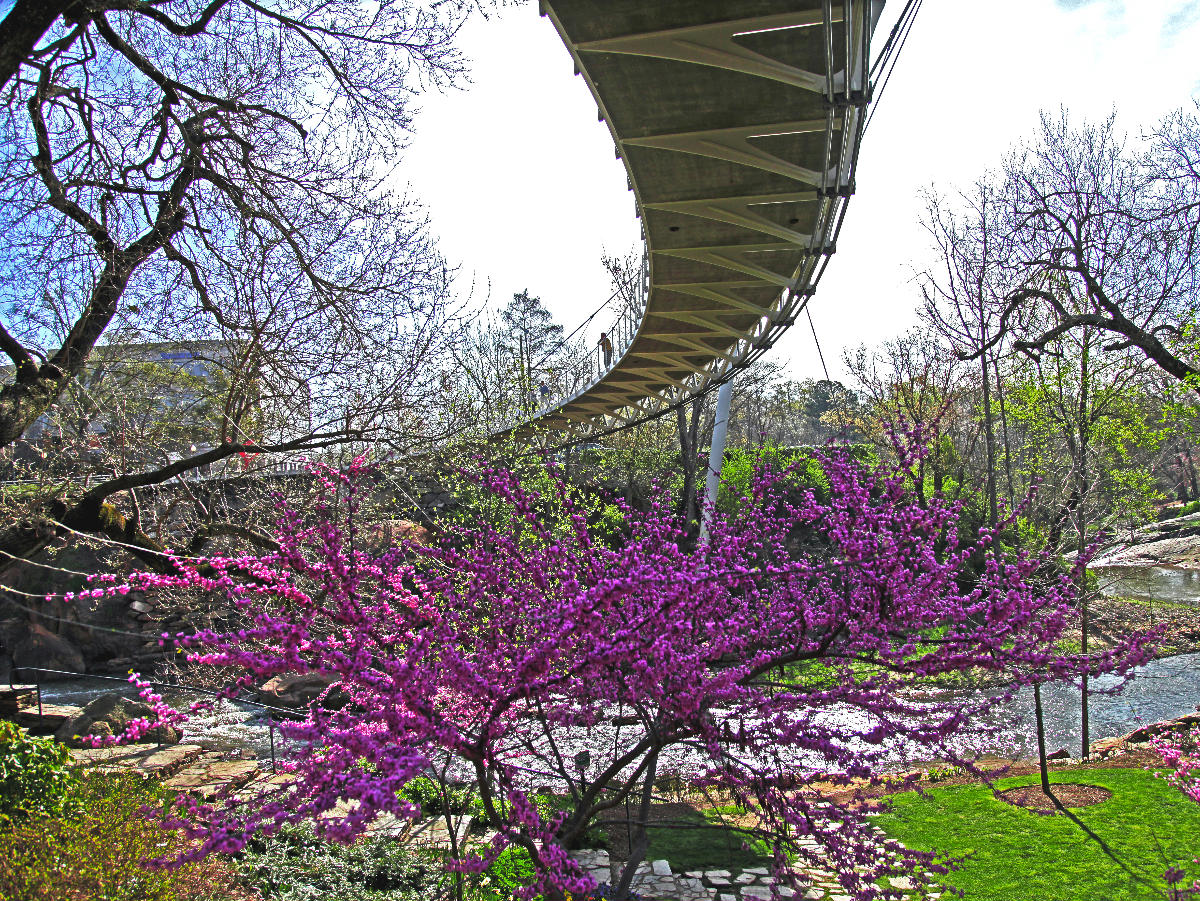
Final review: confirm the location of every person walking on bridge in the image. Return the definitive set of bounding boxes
[598,331,613,368]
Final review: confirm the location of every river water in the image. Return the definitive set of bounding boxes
[40,563,1200,768]
[41,680,279,758]
[926,652,1199,760]
[1094,565,1200,606]
[40,651,1200,769]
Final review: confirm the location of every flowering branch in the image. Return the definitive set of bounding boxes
[80,444,1155,900]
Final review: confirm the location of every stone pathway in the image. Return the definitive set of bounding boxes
[2,684,270,800]
[4,686,947,899]
[0,685,81,734]
[569,844,942,901]
[395,813,475,848]
[67,741,266,799]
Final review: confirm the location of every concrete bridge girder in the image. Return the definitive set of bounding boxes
[521,1,881,441]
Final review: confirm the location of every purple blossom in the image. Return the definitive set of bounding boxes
[81,445,1155,901]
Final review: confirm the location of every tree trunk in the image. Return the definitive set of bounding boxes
[980,351,998,527]
[1033,682,1063,811]
[0,0,77,92]
[677,397,702,529]
[612,749,659,901]
[993,357,1016,507]
[1183,444,1200,501]
[1077,331,1092,760]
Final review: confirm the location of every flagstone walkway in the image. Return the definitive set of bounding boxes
[568,847,941,901]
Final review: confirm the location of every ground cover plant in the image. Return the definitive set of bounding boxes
[874,766,1200,900]
[0,719,78,824]
[81,441,1155,900]
[236,823,451,900]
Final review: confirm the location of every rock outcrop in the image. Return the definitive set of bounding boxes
[55,692,180,746]
[255,673,348,709]
[1090,710,1200,756]
[11,622,86,680]
[1092,512,1200,569]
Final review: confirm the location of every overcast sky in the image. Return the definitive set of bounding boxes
[403,0,1200,383]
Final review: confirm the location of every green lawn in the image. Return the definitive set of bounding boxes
[636,806,773,873]
[875,768,1200,901]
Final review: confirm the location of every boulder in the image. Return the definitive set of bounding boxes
[1090,736,1126,756]
[12,623,85,681]
[256,673,349,709]
[1046,747,1070,760]
[1121,712,1200,744]
[55,693,180,746]
[363,519,430,552]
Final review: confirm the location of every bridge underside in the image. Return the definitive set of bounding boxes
[531,0,881,439]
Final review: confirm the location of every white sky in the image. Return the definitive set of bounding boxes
[403,0,1200,382]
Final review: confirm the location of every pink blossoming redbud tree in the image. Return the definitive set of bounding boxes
[1154,726,1200,805]
[93,443,1153,901]
[1152,728,1200,897]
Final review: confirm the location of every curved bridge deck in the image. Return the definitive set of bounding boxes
[525,0,884,440]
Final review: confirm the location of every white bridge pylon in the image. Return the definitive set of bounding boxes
[521,0,885,441]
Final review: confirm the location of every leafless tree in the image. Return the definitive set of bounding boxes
[980,110,1199,385]
[845,329,975,506]
[920,179,1026,523]
[0,0,488,576]
[915,109,1200,758]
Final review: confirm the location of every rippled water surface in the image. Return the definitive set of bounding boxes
[40,679,278,757]
[939,651,1200,760]
[37,652,1200,768]
[1094,565,1200,606]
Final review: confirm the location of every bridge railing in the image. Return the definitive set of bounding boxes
[525,254,649,423]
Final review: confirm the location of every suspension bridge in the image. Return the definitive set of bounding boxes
[521,0,903,440]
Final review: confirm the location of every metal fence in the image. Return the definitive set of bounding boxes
[9,665,303,771]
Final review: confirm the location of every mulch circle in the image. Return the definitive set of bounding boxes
[997,783,1112,812]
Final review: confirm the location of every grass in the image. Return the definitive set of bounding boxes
[637,806,773,873]
[875,767,1200,901]
[1105,594,1193,613]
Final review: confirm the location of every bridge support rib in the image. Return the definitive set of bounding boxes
[505,2,882,445]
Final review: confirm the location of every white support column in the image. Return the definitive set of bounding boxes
[699,378,734,548]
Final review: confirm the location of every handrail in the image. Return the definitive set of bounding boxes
[10,665,304,719]
[526,254,649,421]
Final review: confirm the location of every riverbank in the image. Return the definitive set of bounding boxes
[910,593,1200,695]
[1092,511,1200,569]
[1090,593,1200,657]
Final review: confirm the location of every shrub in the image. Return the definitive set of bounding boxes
[1160,499,1200,521]
[237,823,449,900]
[476,845,644,900]
[716,445,831,513]
[479,846,538,900]
[0,720,78,825]
[0,769,238,901]
[400,775,482,818]
[924,765,965,783]
[1153,725,1200,804]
